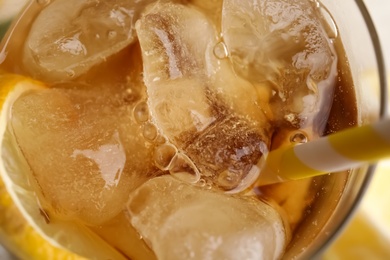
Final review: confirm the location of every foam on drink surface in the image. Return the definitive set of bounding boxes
[0,0,358,259]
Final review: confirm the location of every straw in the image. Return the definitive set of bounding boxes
[257,118,390,186]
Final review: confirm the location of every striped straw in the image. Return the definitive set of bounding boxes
[257,118,390,185]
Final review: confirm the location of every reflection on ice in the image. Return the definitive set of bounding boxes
[222,0,338,138]
[136,2,271,192]
[11,86,156,225]
[23,0,159,81]
[127,176,287,260]
[71,131,126,189]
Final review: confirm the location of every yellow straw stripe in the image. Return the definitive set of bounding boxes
[259,119,390,185]
[329,123,390,162]
[262,145,324,182]
[279,146,325,180]
[294,137,362,174]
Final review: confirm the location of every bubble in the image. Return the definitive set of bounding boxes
[143,122,158,141]
[134,102,149,123]
[154,144,177,170]
[216,170,243,191]
[205,179,213,190]
[169,153,201,184]
[213,41,229,59]
[290,131,308,144]
[155,135,167,145]
[198,178,206,187]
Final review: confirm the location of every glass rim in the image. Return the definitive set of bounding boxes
[311,0,388,258]
[0,0,388,259]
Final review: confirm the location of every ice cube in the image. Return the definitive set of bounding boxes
[222,0,338,137]
[11,86,157,225]
[91,211,157,260]
[136,2,272,192]
[188,0,224,30]
[23,0,160,81]
[127,176,287,260]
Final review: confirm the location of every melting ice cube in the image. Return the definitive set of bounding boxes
[11,86,157,225]
[23,0,158,81]
[127,176,288,260]
[222,0,338,137]
[137,2,272,192]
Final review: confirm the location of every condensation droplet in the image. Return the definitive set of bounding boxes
[213,41,229,59]
[290,131,308,144]
[169,153,200,184]
[154,144,177,171]
[143,122,158,141]
[134,102,149,123]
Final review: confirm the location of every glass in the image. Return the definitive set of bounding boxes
[283,0,387,259]
[0,0,387,259]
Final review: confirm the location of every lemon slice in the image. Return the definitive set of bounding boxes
[0,74,126,259]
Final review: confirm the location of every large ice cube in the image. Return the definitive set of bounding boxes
[136,2,272,192]
[127,176,287,260]
[222,0,337,137]
[11,85,157,225]
[23,0,160,81]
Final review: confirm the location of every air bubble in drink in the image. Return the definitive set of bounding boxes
[216,169,243,191]
[205,179,213,190]
[198,178,207,187]
[154,143,177,171]
[168,153,201,183]
[213,41,229,59]
[133,101,149,123]
[143,122,158,141]
[290,131,309,144]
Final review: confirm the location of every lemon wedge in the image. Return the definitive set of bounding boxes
[0,74,126,259]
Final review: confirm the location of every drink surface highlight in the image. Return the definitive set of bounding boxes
[0,0,358,259]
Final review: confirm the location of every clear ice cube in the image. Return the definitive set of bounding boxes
[11,86,157,225]
[23,0,158,81]
[127,176,287,260]
[136,2,272,192]
[222,0,338,137]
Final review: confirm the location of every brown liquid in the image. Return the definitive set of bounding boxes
[0,1,357,259]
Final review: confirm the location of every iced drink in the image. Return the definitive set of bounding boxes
[0,0,359,259]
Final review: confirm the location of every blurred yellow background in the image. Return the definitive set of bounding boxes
[324,160,390,259]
